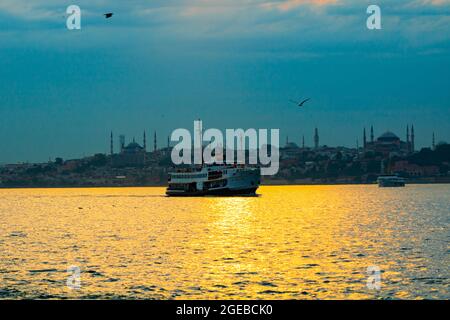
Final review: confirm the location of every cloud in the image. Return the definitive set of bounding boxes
[262,0,338,11]
[421,0,450,5]
[0,0,57,21]
[0,0,449,56]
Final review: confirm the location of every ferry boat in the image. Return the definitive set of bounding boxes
[166,165,261,196]
[377,175,406,187]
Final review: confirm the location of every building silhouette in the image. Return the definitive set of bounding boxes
[432,132,436,150]
[143,130,147,152]
[119,135,125,152]
[363,128,367,149]
[112,134,146,167]
[110,131,114,155]
[363,125,415,157]
[407,125,410,152]
[314,128,319,149]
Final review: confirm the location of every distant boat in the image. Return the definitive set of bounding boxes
[377,175,406,187]
[166,164,260,196]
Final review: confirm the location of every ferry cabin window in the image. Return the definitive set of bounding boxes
[174,173,207,179]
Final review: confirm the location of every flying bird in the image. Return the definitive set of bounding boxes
[290,98,311,107]
[104,13,114,19]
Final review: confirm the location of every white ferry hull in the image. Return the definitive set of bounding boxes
[166,166,260,197]
[377,176,406,187]
[166,186,258,197]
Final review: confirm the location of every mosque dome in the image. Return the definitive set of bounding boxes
[285,142,299,149]
[377,131,400,142]
[123,142,143,153]
[125,142,141,149]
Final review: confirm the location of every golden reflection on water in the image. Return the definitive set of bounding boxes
[0,185,448,299]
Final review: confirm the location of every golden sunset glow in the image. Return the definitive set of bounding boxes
[1,185,448,299]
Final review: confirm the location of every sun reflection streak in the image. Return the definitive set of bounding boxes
[0,185,448,299]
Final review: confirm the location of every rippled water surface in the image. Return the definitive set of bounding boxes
[0,185,449,299]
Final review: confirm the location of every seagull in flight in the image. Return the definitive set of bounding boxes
[290,98,311,107]
[104,13,114,19]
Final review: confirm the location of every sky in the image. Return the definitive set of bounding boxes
[0,0,449,163]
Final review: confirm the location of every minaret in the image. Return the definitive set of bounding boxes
[432,132,436,150]
[411,125,415,152]
[143,130,147,151]
[363,128,367,149]
[302,135,305,149]
[154,130,157,152]
[370,125,374,143]
[314,127,319,149]
[119,135,125,152]
[406,125,410,152]
[110,131,114,155]
[167,135,170,149]
[286,135,289,147]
